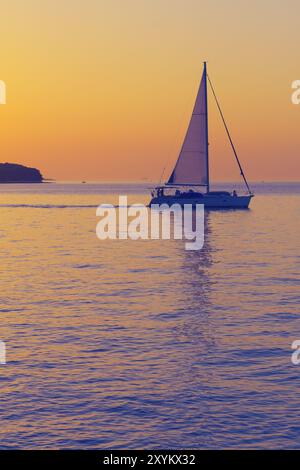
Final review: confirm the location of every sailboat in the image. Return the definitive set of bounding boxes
[149,62,254,209]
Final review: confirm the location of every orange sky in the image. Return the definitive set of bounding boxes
[0,0,299,182]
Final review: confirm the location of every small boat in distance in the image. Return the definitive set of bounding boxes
[150,62,254,209]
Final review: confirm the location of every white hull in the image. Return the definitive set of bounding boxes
[149,193,253,209]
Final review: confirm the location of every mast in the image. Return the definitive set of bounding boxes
[203,62,210,193]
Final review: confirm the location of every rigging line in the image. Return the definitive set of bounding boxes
[158,165,166,185]
[207,73,253,195]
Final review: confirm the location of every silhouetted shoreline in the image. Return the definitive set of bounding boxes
[0,162,44,183]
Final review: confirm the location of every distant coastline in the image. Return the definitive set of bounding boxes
[0,163,44,183]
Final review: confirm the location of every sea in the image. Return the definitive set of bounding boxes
[0,181,299,449]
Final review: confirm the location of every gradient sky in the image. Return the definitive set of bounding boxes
[0,0,299,181]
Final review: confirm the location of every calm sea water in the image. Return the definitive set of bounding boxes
[0,182,299,449]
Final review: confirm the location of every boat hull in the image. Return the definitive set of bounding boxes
[149,193,253,209]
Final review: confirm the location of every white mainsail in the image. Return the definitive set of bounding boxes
[167,64,209,187]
